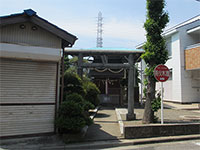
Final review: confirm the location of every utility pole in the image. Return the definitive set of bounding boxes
[97,12,103,48]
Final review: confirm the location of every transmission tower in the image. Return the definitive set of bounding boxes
[96,12,103,47]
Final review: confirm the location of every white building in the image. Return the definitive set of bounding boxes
[0,9,77,138]
[137,15,200,104]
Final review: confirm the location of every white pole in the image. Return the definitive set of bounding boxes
[161,82,164,124]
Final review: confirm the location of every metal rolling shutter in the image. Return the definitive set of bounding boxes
[0,58,57,137]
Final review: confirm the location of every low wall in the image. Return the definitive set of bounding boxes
[124,123,200,139]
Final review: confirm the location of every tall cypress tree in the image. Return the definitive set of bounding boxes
[142,0,169,123]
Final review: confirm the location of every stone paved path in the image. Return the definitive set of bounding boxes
[84,107,122,141]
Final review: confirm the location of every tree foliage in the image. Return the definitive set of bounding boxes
[64,71,86,98]
[83,81,100,107]
[65,56,90,76]
[142,0,169,123]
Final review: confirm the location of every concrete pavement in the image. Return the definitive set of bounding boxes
[164,102,200,113]
[84,107,122,141]
[115,101,200,139]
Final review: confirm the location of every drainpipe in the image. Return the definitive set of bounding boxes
[60,47,65,105]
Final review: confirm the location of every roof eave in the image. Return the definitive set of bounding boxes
[64,48,144,55]
[163,29,178,38]
[30,15,77,46]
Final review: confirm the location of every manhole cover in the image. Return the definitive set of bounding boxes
[180,115,200,120]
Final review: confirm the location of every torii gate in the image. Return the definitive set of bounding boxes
[62,47,144,120]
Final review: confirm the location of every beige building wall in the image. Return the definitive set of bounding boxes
[0,22,61,48]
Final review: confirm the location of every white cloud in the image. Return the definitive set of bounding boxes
[104,18,145,42]
[58,17,146,47]
[58,19,96,38]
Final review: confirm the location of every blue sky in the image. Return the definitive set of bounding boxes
[0,0,200,48]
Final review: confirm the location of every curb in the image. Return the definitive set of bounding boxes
[81,106,100,138]
[89,106,100,120]
[1,134,200,150]
[58,134,200,149]
[115,108,124,135]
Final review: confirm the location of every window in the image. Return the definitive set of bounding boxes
[166,37,172,57]
[168,68,173,80]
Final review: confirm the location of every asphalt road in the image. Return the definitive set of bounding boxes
[102,139,200,150]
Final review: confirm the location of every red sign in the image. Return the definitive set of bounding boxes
[154,64,170,82]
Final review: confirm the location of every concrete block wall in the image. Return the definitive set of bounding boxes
[124,123,200,139]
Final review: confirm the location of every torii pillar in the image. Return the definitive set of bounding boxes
[77,53,83,78]
[126,54,136,120]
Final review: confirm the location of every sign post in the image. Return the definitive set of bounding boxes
[154,64,170,124]
[161,82,163,124]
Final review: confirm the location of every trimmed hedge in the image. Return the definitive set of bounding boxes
[57,71,100,134]
[83,81,100,107]
[64,72,86,97]
[56,93,94,134]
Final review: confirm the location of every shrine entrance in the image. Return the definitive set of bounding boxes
[63,47,144,120]
[93,78,122,106]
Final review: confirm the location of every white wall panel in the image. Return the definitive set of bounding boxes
[178,20,200,103]
[162,33,182,102]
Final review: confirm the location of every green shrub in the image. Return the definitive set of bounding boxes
[82,100,95,111]
[56,116,86,133]
[56,100,85,133]
[151,93,161,112]
[58,100,83,117]
[143,78,148,98]
[64,72,86,97]
[66,93,95,111]
[56,93,94,134]
[56,101,86,133]
[66,93,84,103]
[64,71,82,86]
[143,87,147,98]
[143,78,161,113]
[83,81,100,107]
